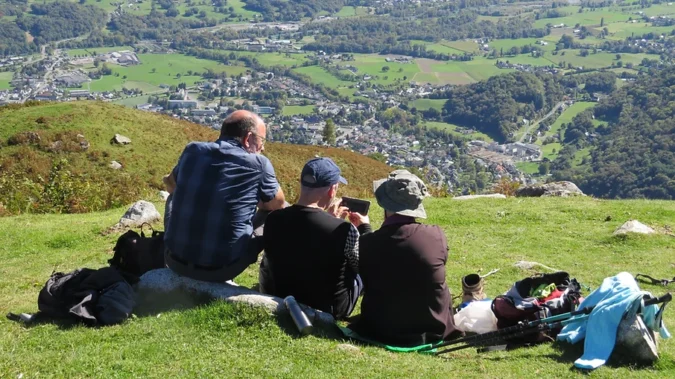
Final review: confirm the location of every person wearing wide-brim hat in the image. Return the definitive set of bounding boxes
[348,170,462,347]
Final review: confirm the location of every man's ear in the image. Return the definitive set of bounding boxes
[242,132,252,148]
[328,184,338,198]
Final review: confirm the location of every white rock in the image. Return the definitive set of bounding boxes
[613,220,656,235]
[138,268,336,327]
[453,194,507,200]
[111,134,131,145]
[158,191,170,201]
[110,161,122,170]
[118,200,161,227]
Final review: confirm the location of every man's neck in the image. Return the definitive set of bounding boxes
[296,196,322,209]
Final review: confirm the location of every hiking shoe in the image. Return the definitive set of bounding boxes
[462,274,486,304]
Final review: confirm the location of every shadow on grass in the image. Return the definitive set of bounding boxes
[133,285,347,342]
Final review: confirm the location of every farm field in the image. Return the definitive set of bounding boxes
[542,101,596,143]
[112,96,153,107]
[424,121,494,142]
[411,98,445,111]
[0,71,13,90]
[515,161,540,174]
[541,142,562,161]
[282,105,315,116]
[86,53,247,92]
[533,7,631,29]
[233,51,308,67]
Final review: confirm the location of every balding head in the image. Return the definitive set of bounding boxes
[221,110,264,139]
[221,110,266,154]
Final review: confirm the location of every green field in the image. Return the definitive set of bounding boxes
[543,102,596,144]
[85,54,248,92]
[0,71,13,90]
[282,105,315,116]
[233,51,308,67]
[112,96,153,107]
[541,142,562,161]
[515,161,540,174]
[335,6,357,17]
[534,6,631,28]
[293,65,355,88]
[411,98,445,111]
[425,121,494,142]
[2,197,674,376]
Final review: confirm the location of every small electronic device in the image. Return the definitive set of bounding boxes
[341,197,371,215]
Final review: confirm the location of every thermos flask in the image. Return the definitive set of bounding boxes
[284,296,313,335]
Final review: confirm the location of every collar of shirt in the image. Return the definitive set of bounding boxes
[382,214,416,227]
[218,137,245,151]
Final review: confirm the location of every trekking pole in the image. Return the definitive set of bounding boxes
[435,315,591,355]
[423,292,672,353]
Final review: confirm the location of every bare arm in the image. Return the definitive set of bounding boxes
[163,172,177,194]
[258,187,286,211]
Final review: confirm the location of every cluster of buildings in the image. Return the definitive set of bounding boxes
[0,56,25,69]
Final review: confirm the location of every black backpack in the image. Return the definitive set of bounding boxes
[109,224,165,277]
[8,267,137,326]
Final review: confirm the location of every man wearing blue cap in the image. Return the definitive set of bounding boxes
[260,157,371,320]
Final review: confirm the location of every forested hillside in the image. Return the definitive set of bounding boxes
[439,72,565,141]
[553,67,675,199]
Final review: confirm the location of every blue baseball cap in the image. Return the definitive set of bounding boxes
[301,157,348,188]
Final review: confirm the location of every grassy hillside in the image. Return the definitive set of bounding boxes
[1,197,674,377]
[0,102,390,215]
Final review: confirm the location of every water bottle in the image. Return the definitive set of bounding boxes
[284,296,313,335]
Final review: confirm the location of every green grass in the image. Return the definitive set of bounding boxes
[545,51,656,70]
[573,147,592,166]
[542,102,596,145]
[0,71,13,90]
[282,105,315,116]
[541,142,562,161]
[534,7,631,28]
[293,65,355,89]
[425,121,494,142]
[85,53,248,92]
[488,38,556,53]
[515,161,540,174]
[113,96,152,107]
[335,6,356,17]
[410,98,445,111]
[0,102,390,214]
[233,51,308,67]
[1,197,674,376]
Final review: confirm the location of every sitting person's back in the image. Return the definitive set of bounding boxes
[261,158,370,320]
[163,110,285,283]
[351,170,459,346]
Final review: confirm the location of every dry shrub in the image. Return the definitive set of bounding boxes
[8,131,42,146]
[493,178,521,197]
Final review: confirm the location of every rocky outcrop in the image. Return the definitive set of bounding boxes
[110,161,123,170]
[137,268,336,328]
[613,220,656,236]
[516,181,584,197]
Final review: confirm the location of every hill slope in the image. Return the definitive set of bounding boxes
[1,197,674,377]
[0,102,391,215]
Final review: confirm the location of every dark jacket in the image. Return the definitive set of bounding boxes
[352,215,457,346]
